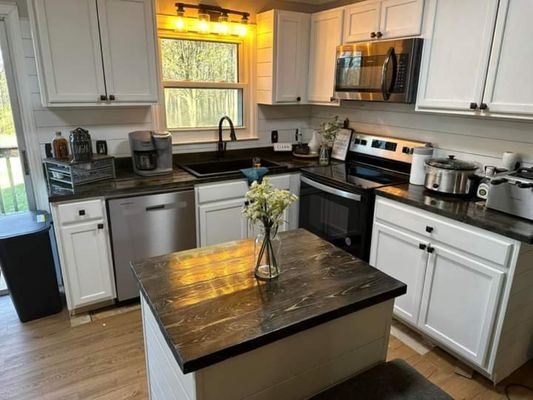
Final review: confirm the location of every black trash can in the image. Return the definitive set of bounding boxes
[0,211,62,322]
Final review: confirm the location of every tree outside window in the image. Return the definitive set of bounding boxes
[160,38,244,130]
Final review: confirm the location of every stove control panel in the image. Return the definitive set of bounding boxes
[349,133,429,164]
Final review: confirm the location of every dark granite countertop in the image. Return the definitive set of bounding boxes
[131,229,406,373]
[376,184,533,244]
[48,147,327,202]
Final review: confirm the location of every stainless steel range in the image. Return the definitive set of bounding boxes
[487,168,533,220]
[299,133,428,261]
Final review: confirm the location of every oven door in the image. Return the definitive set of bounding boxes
[299,176,369,259]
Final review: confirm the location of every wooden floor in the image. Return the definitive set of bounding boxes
[0,295,532,400]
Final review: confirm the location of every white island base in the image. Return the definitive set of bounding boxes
[141,297,395,400]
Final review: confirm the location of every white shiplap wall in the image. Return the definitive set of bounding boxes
[311,102,533,168]
[19,18,311,160]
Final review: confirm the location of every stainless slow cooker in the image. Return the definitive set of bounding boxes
[424,155,478,195]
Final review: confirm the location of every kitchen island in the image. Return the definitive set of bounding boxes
[131,229,406,400]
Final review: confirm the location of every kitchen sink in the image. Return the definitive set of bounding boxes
[178,158,287,177]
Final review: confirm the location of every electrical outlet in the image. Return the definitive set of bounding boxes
[273,143,292,152]
[271,130,278,143]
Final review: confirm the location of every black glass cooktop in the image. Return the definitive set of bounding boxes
[303,162,409,192]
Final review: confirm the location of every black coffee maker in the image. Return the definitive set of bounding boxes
[128,131,173,176]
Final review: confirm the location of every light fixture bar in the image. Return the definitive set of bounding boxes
[175,2,250,22]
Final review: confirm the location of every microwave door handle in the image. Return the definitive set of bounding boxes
[381,47,396,101]
[301,176,361,202]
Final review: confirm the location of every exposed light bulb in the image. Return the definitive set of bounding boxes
[218,14,230,35]
[174,15,186,31]
[237,14,249,37]
[197,11,210,34]
[236,23,247,37]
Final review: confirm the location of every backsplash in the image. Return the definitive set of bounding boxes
[310,102,533,169]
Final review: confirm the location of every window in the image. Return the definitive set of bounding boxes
[160,37,246,130]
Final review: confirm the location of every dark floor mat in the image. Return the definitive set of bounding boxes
[311,359,453,400]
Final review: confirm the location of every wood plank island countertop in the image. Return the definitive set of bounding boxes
[132,229,406,400]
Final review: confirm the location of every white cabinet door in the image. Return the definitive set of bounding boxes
[370,222,429,325]
[343,1,381,43]
[60,220,116,308]
[31,0,106,104]
[416,0,499,112]
[308,8,343,105]
[274,11,310,103]
[97,0,159,103]
[197,198,248,247]
[482,0,533,117]
[380,0,424,39]
[418,244,504,367]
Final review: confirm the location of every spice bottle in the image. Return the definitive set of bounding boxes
[52,131,69,160]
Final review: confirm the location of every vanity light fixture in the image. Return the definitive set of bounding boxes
[174,3,250,36]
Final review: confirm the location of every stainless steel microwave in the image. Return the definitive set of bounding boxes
[334,38,423,103]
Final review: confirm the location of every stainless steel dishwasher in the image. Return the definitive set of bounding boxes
[108,189,196,301]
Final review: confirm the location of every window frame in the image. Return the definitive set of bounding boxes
[155,17,256,143]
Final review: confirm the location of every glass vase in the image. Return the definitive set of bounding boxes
[319,144,331,166]
[254,225,281,280]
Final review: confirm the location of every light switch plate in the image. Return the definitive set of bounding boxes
[273,143,293,152]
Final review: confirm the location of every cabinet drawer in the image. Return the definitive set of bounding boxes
[57,199,104,224]
[196,180,248,204]
[374,197,514,267]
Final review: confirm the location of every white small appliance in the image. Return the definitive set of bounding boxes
[409,146,433,185]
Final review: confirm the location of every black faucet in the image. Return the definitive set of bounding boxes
[217,116,237,157]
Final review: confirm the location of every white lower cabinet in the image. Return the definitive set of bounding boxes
[370,222,428,326]
[52,198,116,311]
[195,174,299,247]
[369,196,533,379]
[418,244,504,366]
[197,198,249,247]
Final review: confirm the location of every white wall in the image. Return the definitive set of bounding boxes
[311,102,533,168]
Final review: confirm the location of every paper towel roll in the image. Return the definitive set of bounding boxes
[410,147,434,185]
[502,151,519,171]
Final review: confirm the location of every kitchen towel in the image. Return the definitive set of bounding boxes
[240,167,269,184]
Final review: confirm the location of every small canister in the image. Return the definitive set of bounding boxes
[69,127,93,162]
[410,146,434,185]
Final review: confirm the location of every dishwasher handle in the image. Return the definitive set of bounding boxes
[145,204,166,211]
[301,176,361,202]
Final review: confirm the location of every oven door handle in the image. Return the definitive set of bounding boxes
[301,176,361,202]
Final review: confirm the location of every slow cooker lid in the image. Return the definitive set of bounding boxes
[426,155,477,170]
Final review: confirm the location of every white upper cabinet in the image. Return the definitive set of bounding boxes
[256,10,310,105]
[307,8,343,105]
[97,0,159,104]
[416,0,499,113]
[417,0,533,119]
[379,0,424,40]
[30,0,106,104]
[343,1,381,43]
[29,0,159,107]
[483,0,533,117]
[343,0,423,43]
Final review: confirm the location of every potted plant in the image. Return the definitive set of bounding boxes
[242,177,298,280]
[317,116,342,165]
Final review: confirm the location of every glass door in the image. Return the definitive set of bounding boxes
[299,177,367,259]
[0,19,34,216]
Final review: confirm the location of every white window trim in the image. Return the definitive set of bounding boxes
[153,15,257,145]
